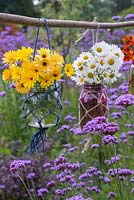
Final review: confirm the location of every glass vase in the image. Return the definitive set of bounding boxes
[79,83,108,129]
[22,84,62,129]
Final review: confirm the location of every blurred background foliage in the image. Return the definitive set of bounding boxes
[0,0,134,154]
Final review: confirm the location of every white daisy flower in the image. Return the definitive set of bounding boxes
[71,75,85,85]
[92,41,110,56]
[79,52,93,62]
[104,54,120,70]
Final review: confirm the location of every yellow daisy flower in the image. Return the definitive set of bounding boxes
[21,72,37,90]
[2,68,11,81]
[2,50,17,64]
[51,51,64,65]
[16,46,34,62]
[37,48,51,59]
[37,58,52,70]
[15,81,30,94]
[64,63,74,77]
[39,74,53,89]
[11,67,22,81]
[51,65,61,81]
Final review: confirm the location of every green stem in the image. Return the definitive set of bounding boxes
[18,175,34,200]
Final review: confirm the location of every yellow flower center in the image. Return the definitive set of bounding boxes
[100,60,104,65]
[88,72,94,78]
[83,55,89,60]
[109,73,115,78]
[115,53,119,57]
[108,58,115,65]
[77,62,83,67]
[90,64,96,69]
[80,77,85,83]
[79,66,83,71]
[103,72,108,77]
[97,47,102,52]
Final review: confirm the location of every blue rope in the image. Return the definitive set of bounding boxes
[23,18,62,154]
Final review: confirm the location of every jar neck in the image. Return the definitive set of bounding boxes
[83,83,104,91]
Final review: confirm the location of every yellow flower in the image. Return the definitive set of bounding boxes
[64,63,74,77]
[51,65,61,81]
[2,50,17,64]
[11,67,22,81]
[37,58,51,70]
[21,72,37,90]
[51,51,64,65]
[16,46,34,61]
[39,74,53,89]
[15,81,30,94]
[2,68,11,81]
[37,48,51,59]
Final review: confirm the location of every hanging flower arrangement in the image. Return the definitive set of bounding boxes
[1,46,74,153]
[2,46,74,94]
[122,35,134,63]
[71,41,124,85]
[70,41,124,129]
[122,35,134,94]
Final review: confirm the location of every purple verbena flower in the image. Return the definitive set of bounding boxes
[10,160,32,172]
[112,15,120,20]
[108,191,116,199]
[27,172,35,179]
[91,144,100,149]
[56,125,70,133]
[0,91,6,97]
[37,188,48,197]
[125,14,134,20]
[102,135,119,145]
[115,94,134,106]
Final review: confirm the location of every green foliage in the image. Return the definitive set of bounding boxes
[0,0,40,17]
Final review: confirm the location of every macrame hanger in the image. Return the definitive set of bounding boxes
[28,18,52,154]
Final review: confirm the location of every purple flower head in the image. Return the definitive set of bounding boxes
[110,112,122,119]
[128,131,134,136]
[130,177,134,183]
[56,124,70,133]
[125,14,134,20]
[103,122,119,135]
[91,144,100,149]
[9,83,16,89]
[55,189,64,195]
[120,132,127,140]
[47,180,55,188]
[111,155,121,163]
[10,160,32,172]
[70,127,84,135]
[43,162,51,169]
[131,188,134,193]
[108,191,116,199]
[102,135,119,145]
[27,172,35,179]
[64,100,71,105]
[0,91,6,97]
[64,114,76,122]
[115,94,134,106]
[112,15,120,21]
[0,184,5,189]
[37,188,48,197]
[103,177,111,183]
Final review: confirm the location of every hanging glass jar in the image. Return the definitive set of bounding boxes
[22,83,62,129]
[79,83,108,129]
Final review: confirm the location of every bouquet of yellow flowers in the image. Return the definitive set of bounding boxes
[2,46,74,94]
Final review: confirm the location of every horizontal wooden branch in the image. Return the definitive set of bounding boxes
[0,13,134,29]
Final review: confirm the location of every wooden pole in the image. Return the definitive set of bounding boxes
[0,13,134,29]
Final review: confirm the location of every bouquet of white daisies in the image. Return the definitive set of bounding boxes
[72,41,124,85]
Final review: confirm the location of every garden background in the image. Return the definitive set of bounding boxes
[0,0,134,199]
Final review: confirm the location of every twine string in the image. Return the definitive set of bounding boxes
[79,86,108,126]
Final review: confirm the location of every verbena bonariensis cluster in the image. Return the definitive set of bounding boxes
[0,26,134,199]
